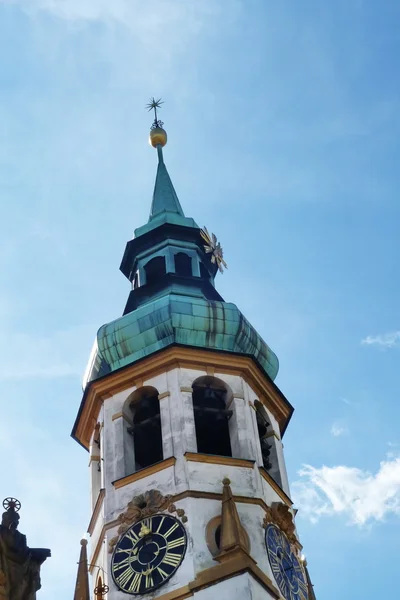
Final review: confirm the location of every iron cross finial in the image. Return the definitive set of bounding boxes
[146,97,164,128]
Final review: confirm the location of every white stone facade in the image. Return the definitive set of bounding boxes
[87,366,294,600]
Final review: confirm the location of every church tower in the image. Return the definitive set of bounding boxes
[72,101,316,600]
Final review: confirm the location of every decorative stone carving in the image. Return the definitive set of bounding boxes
[108,490,187,553]
[263,502,297,546]
[0,498,50,600]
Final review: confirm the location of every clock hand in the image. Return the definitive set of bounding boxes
[154,545,167,556]
[284,565,294,572]
[142,564,154,576]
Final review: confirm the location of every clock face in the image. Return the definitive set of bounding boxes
[265,524,308,600]
[111,514,187,595]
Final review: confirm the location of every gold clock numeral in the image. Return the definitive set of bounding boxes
[280,580,288,598]
[164,522,179,538]
[155,516,165,533]
[112,556,131,572]
[116,568,134,588]
[156,566,169,581]
[294,563,303,573]
[128,571,142,593]
[145,571,154,588]
[271,562,281,575]
[163,552,182,567]
[298,578,308,591]
[126,530,140,545]
[167,536,185,550]
[115,547,131,556]
[143,517,152,529]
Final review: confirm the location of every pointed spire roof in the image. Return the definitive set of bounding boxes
[134,113,198,238]
[150,145,185,220]
[219,478,249,554]
[73,539,90,600]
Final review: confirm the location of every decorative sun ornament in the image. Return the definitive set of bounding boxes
[200,227,228,273]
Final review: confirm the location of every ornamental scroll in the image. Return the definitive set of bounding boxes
[108,490,187,553]
[263,502,298,547]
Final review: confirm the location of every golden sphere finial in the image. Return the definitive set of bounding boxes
[149,127,167,148]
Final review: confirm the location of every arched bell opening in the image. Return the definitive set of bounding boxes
[254,400,282,486]
[174,252,192,277]
[127,386,163,471]
[144,256,166,285]
[192,376,233,457]
[254,400,273,470]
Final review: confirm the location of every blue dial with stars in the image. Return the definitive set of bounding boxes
[265,524,308,600]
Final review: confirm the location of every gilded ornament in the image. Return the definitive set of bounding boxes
[108,489,187,553]
[263,502,297,546]
[200,227,228,273]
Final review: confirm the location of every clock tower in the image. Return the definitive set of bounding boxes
[72,102,316,600]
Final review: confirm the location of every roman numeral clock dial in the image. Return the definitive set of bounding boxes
[265,524,308,600]
[111,514,187,595]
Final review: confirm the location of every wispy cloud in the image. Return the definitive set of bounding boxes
[330,422,348,437]
[293,455,400,526]
[0,325,94,381]
[361,331,400,348]
[11,0,227,36]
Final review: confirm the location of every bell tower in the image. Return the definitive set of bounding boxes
[72,100,316,600]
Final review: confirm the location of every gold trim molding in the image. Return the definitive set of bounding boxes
[151,557,280,600]
[185,452,255,469]
[259,467,293,506]
[73,347,293,449]
[87,488,105,535]
[112,457,176,489]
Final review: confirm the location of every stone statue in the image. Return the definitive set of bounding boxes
[0,499,50,600]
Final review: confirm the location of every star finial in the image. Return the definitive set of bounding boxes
[146,97,164,129]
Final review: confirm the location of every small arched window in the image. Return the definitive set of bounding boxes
[174,252,192,276]
[127,387,163,471]
[192,376,232,457]
[144,256,166,285]
[133,272,139,289]
[254,401,272,470]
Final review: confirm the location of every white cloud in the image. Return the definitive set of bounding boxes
[293,456,400,526]
[361,331,400,348]
[330,422,348,437]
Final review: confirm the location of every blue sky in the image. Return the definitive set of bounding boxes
[1,1,399,598]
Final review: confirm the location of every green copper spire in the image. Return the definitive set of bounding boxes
[134,99,198,237]
[149,145,185,220]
